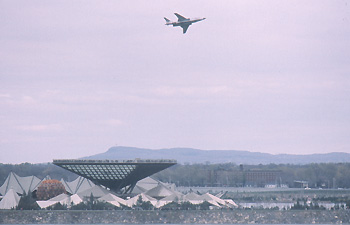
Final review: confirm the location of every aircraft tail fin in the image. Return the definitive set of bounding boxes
[164,17,171,23]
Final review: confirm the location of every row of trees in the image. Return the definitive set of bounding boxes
[290,200,346,210]
[153,163,350,188]
[1,162,350,188]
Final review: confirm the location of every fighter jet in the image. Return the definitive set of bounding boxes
[164,13,206,34]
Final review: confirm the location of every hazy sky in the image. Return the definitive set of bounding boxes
[1,0,350,163]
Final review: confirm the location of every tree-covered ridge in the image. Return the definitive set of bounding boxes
[85,146,350,164]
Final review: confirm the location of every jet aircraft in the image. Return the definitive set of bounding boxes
[164,13,206,34]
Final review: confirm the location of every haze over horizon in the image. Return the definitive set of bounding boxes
[1,1,350,164]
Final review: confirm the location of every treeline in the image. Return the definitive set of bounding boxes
[1,162,350,188]
[153,163,350,188]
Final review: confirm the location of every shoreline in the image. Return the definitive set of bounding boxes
[1,210,349,224]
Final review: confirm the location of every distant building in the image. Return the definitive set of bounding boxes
[53,159,177,194]
[294,180,309,188]
[244,170,282,187]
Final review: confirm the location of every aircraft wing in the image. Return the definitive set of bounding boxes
[181,24,190,34]
[175,13,188,21]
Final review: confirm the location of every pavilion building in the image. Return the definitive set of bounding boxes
[53,159,177,194]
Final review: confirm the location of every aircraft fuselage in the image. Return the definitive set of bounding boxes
[164,13,205,34]
[166,18,205,27]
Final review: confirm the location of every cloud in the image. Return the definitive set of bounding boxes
[21,95,37,105]
[152,85,232,98]
[0,93,11,98]
[105,119,123,127]
[16,124,64,132]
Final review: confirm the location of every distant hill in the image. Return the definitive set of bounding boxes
[82,146,350,165]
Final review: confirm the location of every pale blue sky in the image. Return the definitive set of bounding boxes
[1,0,350,163]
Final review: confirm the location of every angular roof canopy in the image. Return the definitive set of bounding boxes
[97,193,127,207]
[76,185,111,199]
[0,172,42,195]
[145,183,178,199]
[60,176,95,194]
[126,193,158,207]
[0,189,20,209]
[160,192,184,202]
[134,177,159,192]
[36,193,83,209]
[132,176,175,195]
[53,159,176,193]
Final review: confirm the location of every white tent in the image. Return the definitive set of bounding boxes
[36,193,83,209]
[60,176,95,194]
[223,199,239,208]
[160,192,185,201]
[132,177,175,194]
[97,193,127,207]
[145,183,178,199]
[180,192,225,207]
[203,193,225,204]
[201,193,238,208]
[49,193,71,206]
[184,192,205,205]
[131,185,146,195]
[0,189,21,209]
[198,194,221,207]
[156,192,236,209]
[49,193,69,201]
[156,192,185,208]
[77,185,111,199]
[36,193,70,209]
[69,194,83,205]
[0,172,41,195]
[36,200,58,209]
[126,193,158,207]
[132,177,159,194]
